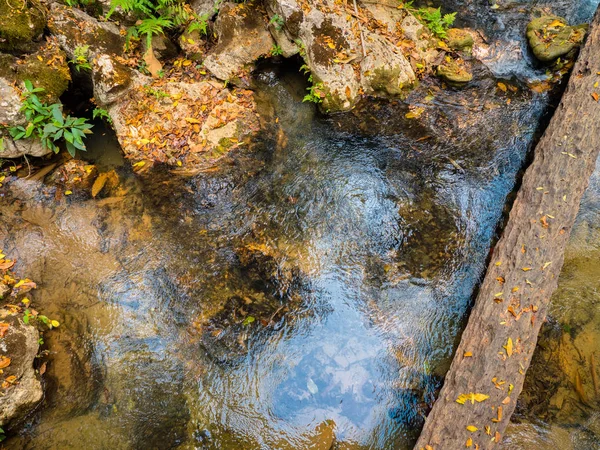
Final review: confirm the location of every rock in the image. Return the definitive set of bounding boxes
[47,160,99,192]
[268,24,298,58]
[0,133,50,158]
[143,34,178,61]
[266,0,416,111]
[446,28,474,51]
[92,53,136,105]
[190,0,217,18]
[436,58,473,83]
[0,308,43,428]
[107,80,260,171]
[203,2,275,85]
[526,16,587,63]
[0,76,23,126]
[178,26,207,60]
[16,41,71,102]
[48,3,135,106]
[360,32,415,96]
[0,0,46,52]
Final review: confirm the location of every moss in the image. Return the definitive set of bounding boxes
[0,0,46,50]
[17,44,71,101]
[446,28,474,51]
[526,16,588,63]
[369,67,408,96]
[436,58,472,84]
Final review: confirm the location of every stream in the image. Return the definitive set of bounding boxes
[2,1,600,449]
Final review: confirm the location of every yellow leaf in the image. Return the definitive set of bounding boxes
[327,42,336,49]
[132,161,146,168]
[14,279,25,288]
[37,55,43,62]
[177,161,182,167]
[511,287,519,293]
[521,267,531,272]
[464,351,473,357]
[494,292,503,297]
[185,117,202,124]
[508,383,514,395]
[497,82,507,92]
[542,261,552,269]
[456,393,490,404]
[467,425,478,432]
[65,190,73,195]
[466,437,473,447]
[504,338,513,357]
[51,320,60,328]
[183,59,192,66]
[22,298,30,305]
[547,19,565,28]
[495,261,502,266]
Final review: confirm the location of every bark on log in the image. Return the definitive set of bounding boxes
[415,7,600,450]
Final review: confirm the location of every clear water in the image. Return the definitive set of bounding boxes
[2,1,599,448]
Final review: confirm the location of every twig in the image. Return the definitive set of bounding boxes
[23,154,31,178]
[352,0,367,57]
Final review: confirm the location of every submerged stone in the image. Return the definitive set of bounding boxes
[436,58,473,83]
[0,308,42,428]
[526,16,588,62]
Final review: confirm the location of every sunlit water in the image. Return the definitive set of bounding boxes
[2,1,600,448]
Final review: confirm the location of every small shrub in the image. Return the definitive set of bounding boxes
[92,107,113,124]
[69,45,92,72]
[415,7,456,39]
[270,44,283,56]
[9,80,93,157]
[269,14,284,31]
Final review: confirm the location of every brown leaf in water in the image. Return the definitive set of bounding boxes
[91,173,109,198]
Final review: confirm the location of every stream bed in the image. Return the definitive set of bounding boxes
[1,1,600,449]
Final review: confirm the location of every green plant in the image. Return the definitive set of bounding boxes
[143,85,170,99]
[106,0,207,53]
[269,14,284,30]
[270,44,283,56]
[187,14,209,35]
[303,81,325,103]
[415,7,456,39]
[9,80,93,157]
[92,107,113,124]
[0,427,5,443]
[69,45,92,72]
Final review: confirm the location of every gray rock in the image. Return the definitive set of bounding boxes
[0,311,43,428]
[203,2,275,84]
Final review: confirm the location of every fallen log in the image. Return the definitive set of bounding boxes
[415,6,600,450]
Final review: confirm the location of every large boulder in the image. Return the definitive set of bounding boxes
[265,0,417,111]
[107,79,261,171]
[203,2,275,85]
[48,3,135,106]
[0,308,43,428]
[0,0,46,52]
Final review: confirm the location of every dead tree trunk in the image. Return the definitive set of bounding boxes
[415,7,600,450]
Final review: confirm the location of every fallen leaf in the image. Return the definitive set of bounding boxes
[0,322,9,338]
[91,173,109,198]
[522,267,532,272]
[143,46,163,78]
[464,352,473,357]
[492,406,503,422]
[466,437,473,447]
[0,356,10,369]
[504,338,513,357]
[502,396,510,404]
[65,190,73,196]
[456,393,490,405]
[592,92,599,102]
[497,82,507,92]
[466,425,478,432]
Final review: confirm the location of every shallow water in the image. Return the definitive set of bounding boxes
[2,1,600,448]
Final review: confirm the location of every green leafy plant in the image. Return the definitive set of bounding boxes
[270,44,283,56]
[106,0,207,53]
[92,107,113,124]
[0,427,5,443]
[69,45,92,72]
[269,14,284,31]
[187,14,209,35]
[9,80,93,157]
[143,85,170,99]
[303,81,325,103]
[415,7,456,39]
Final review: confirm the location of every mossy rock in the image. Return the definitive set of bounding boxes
[16,42,71,101]
[446,28,474,51]
[0,0,46,51]
[526,16,588,63]
[436,58,472,84]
